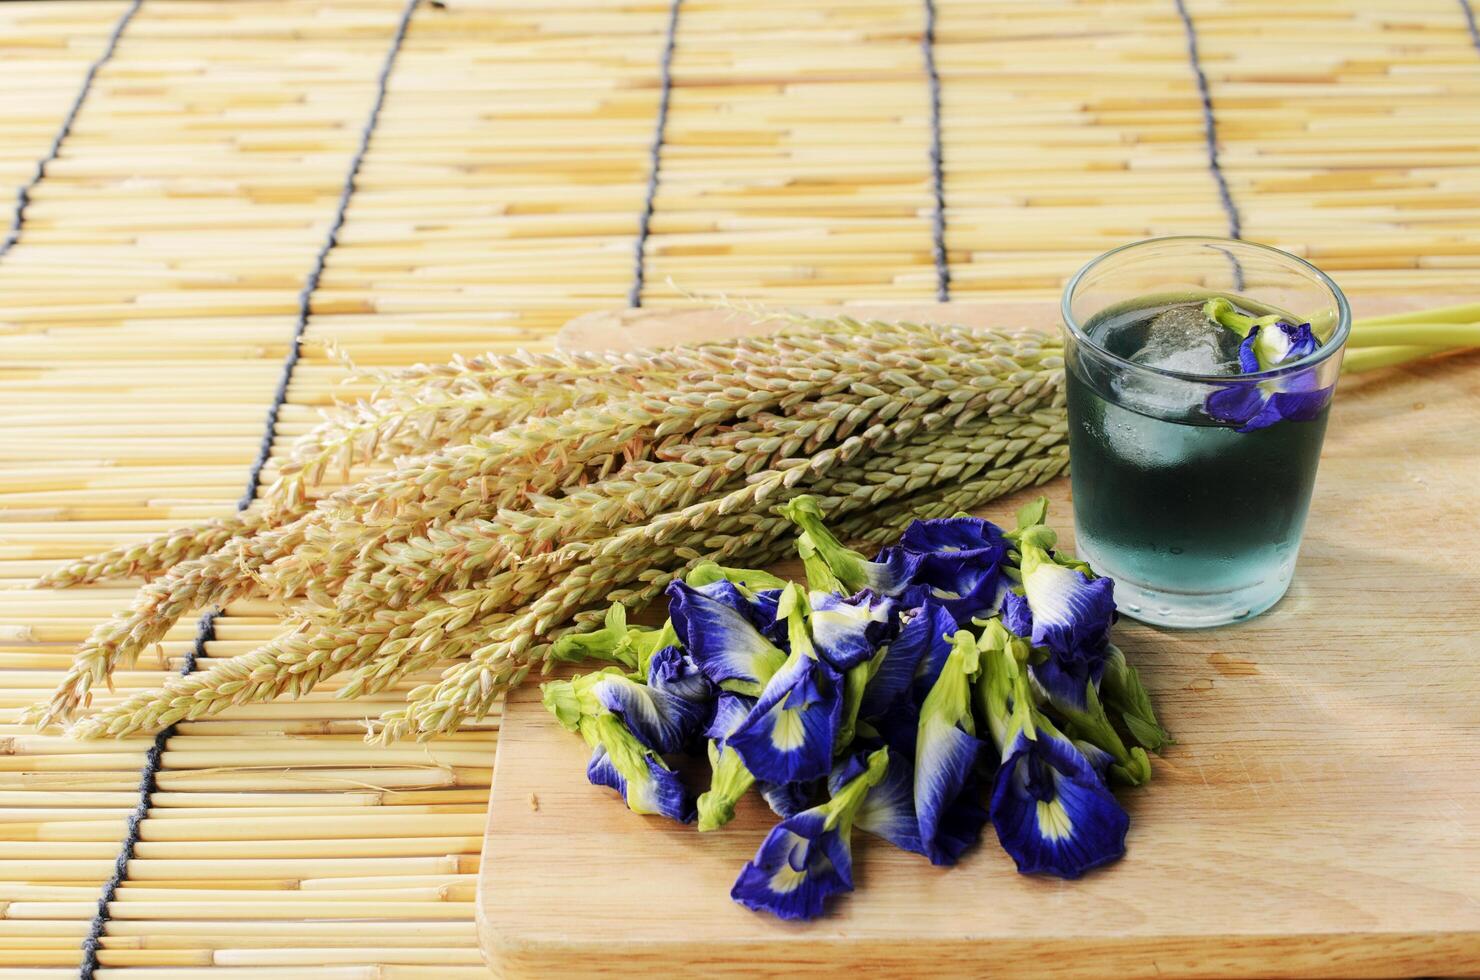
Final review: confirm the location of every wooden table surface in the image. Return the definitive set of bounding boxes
[478,301,1480,978]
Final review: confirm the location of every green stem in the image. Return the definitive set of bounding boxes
[1348,322,1480,348]
[1342,345,1453,374]
[1352,302,1480,328]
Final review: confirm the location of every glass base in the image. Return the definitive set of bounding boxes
[1075,541,1293,629]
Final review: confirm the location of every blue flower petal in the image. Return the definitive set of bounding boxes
[1074,738,1116,777]
[860,600,955,719]
[587,744,695,823]
[646,645,715,704]
[758,779,815,819]
[1236,330,1261,373]
[590,674,709,754]
[840,748,924,856]
[1206,383,1265,426]
[1211,322,1330,432]
[1268,383,1330,422]
[893,517,1011,624]
[808,590,897,672]
[666,581,787,689]
[855,547,925,596]
[989,728,1128,878]
[875,548,1006,627]
[730,810,852,921]
[705,692,756,742]
[1249,321,1317,369]
[1021,558,1116,659]
[1286,322,1318,359]
[870,696,921,758]
[915,715,987,865]
[690,578,787,643]
[910,606,966,710]
[1000,589,1033,638]
[899,516,1008,556]
[829,746,963,860]
[726,653,842,785]
[1028,657,1097,715]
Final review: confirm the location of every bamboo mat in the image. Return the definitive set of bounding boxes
[0,0,1476,974]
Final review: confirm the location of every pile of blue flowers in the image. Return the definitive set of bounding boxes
[542,495,1167,921]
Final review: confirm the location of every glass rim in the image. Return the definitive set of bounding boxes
[1060,236,1352,384]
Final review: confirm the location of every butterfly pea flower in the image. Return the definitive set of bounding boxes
[780,495,922,595]
[999,589,1034,641]
[809,589,899,750]
[831,745,923,856]
[914,630,990,865]
[1100,644,1170,752]
[542,662,708,757]
[1203,299,1331,432]
[1027,661,1150,787]
[758,778,816,819]
[727,585,844,786]
[809,590,897,672]
[1205,324,1329,432]
[697,693,759,831]
[883,516,1010,625]
[978,629,1128,878]
[647,644,714,704]
[584,712,695,823]
[666,580,787,697]
[1012,553,1112,722]
[991,593,1150,787]
[541,667,628,733]
[989,720,1129,878]
[548,603,643,671]
[590,672,710,756]
[1242,319,1318,372]
[1018,534,1116,665]
[859,600,956,720]
[731,747,889,921]
[684,561,788,643]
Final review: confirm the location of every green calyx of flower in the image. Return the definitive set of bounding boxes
[1100,644,1171,752]
[540,667,628,736]
[780,495,871,594]
[1016,534,1056,578]
[1204,296,1286,340]
[921,631,982,738]
[835,658,872,754]
[549,603,639,670]
[548,601,679,679]
[776,583,816,662]
[685,561,789,594]
[1046,668,1151,786]
[821,746,890,833]
[697,741,756,832]
[976,620,1033,751]
[632,620,679,679]
[589,712,677,817]
[1005,496,1054,552]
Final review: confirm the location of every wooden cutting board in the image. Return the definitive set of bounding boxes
[478,300,1480,978]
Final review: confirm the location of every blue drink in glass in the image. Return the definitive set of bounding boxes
[1061,240,1350,628]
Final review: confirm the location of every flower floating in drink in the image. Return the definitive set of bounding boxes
[542,496,1166,921]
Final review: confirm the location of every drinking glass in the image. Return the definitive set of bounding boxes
[1061,237,1351,628]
